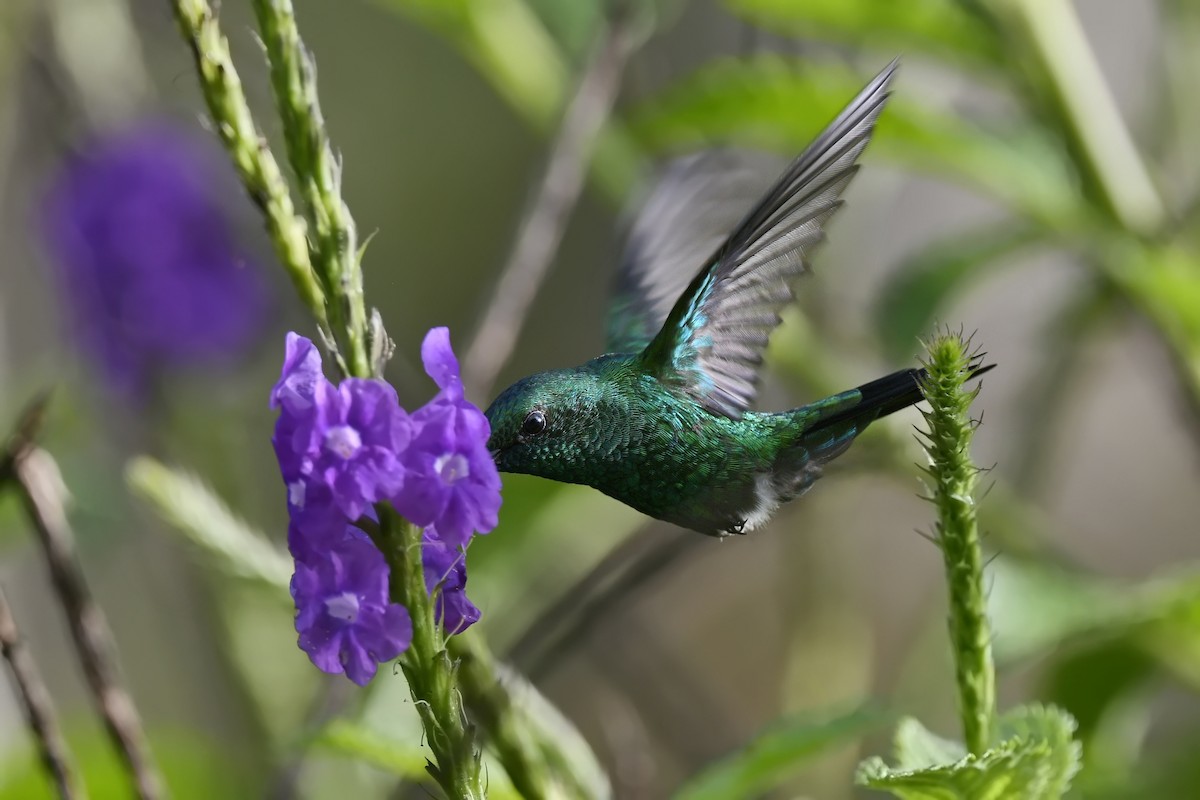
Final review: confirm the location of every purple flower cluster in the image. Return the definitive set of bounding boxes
[271,329,498,684]
[40,122,269,400]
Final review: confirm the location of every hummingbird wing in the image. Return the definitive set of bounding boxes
[606,151,782,354]
[638,60,897,419]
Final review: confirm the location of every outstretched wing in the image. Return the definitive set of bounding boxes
[606,151,782,354]
[639,60,897,419]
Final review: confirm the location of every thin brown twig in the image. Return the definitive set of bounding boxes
[463,13,639,398]
[0,582,84,800]
[0,395,164,800]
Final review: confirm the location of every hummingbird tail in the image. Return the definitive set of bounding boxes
[807,361,996,435]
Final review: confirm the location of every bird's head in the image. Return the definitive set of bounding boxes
[484,362,625,478]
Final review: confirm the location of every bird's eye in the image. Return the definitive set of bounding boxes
[520,410,547,438]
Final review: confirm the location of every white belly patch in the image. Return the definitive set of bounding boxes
[741,473,781,531]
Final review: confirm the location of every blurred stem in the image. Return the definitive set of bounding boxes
[452,634,554,800]
[0,396,165,800]
[1151,0,1200,200]
[375,0,643,204]
[453,632,607,800]
[0,583,83,800]
[376,510,485,800]
[464,11,639,396]
[169,0,335,364]
[918,334,996,755]
[1005,0,1165,235]
[48,0,150,127]
[251,0,369,378]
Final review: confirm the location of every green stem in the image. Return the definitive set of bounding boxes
[250,0,370,378]
[378,511,485,799]
[1006,0,1165,235]
[172,2,602,794]
[918,334,996,756]
[168,0,330,340]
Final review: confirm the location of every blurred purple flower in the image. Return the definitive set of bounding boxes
[40,121,270,399]
[291,533,412,686]
[271,334,410,520]
[391,328,502,548]
[422,528,480,634]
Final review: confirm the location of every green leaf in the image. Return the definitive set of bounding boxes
[726,0,1002,69]
[994,705,1081,799]
[673,705,889,800]
[309,719,431,781]
[629,56,1081,225]
[988,557,1200,665]
[1038,643,1157,796]
[892,718,966,772]
[875,225,1043,360]
[126,457,292,592]
[856,705,1081,800]
[1042,641,1154,747]
[313,713,526,800]
[988,559,1141,664]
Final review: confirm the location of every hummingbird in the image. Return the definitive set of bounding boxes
[485,61,985,536]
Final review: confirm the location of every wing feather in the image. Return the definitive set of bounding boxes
[640,61,897,418]
[606,151,783,353]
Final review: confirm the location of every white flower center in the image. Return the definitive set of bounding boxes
[288,481,306,508]
[324,425,362,460]
[325,591,361,622]
[435,453,470,485]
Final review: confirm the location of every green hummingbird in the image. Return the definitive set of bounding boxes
[485,61,985,536]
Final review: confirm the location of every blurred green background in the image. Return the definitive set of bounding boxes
[1,0,1199,797]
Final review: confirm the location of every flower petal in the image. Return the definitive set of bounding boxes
[421,327,463,399]
[271,333,325,411]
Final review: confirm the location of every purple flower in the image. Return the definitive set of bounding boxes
[291,534,412,686]
[271,333,327,416]
[285,480,348,564]
[391,329,502,548]
[270,327,501,684]
[40,121,270,399]
[272,334,410,520]
[422,528,480,634]
[421,327,465,403]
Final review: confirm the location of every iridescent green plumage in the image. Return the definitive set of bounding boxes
[485,61,958,536]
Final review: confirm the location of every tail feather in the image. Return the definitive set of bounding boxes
[807,362,995,435]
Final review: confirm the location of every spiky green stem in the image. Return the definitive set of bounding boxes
[250,0,369,378]
[918,334,995,756]
[168,0,330,342]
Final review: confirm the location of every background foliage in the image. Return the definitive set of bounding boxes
[0,0,1198,797]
